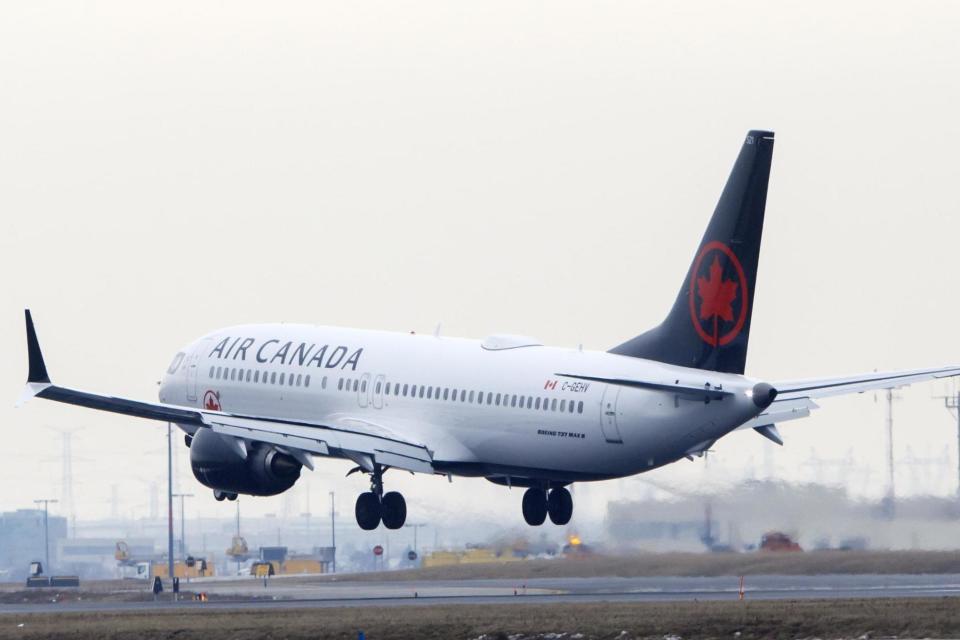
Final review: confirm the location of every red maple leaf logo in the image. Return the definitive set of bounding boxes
[688,241,748,348]
[697,256,739,337]
[203,391,221,411]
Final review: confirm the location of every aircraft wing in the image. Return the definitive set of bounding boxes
[773,366,960,401]
[737,365,960,441]
[17,310,435,475]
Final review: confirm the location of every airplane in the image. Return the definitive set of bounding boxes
[18,130,960,531]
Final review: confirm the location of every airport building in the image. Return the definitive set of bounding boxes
[0,509,67,580]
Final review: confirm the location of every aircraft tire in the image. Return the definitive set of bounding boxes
[213,490,226,502]
[381,491,407,529]
[522,488,547,526]
[356,491,382,530]
[547,487,573,525]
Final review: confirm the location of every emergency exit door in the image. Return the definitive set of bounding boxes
[600,385,623,443]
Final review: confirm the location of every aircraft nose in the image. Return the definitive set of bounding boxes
[751,382,778,409]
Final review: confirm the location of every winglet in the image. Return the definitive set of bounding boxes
[25,309,51,384]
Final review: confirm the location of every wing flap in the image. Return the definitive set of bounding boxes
[736,397,818,430]
[208,420,331,456]
[207,414,435,474]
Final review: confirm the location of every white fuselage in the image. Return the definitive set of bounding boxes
[159,324,765,482]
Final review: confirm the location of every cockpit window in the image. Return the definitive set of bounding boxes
[167,352,185,374]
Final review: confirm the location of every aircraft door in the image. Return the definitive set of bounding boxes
[600,385,624,443]
[357,372,371,408]
[186,352,200,402]
[372,374,386,409]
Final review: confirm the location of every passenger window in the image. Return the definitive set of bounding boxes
[247,370,253,382]
[569,401,575,413]
[419,386,425,399]
[478,392,485,404]
[209,366,215,378]
[384,382,390,395]
[376,382,382,394]
[460,390,467,402]
[511,395,518,407]
[487,393,494,405]
[427,387,433,400]
[495,393,501,405]
[279,373,286,385]
[543,398,550,411]
[305,375,311,387]
[469,390,475,403]
[402,384,409,397]
[322,376,327,390]
[535,397,541,410]
[443,388,449,401]
[254,370,260,383]
[269,372,276,384]
[229,369,235,381]
[577,401,584,413]
[360,380,367,393]
[551,399,557,411]
[296,374,302,386]
[560,399,566,412]
[338,378,344,391]
[238,368,244,381]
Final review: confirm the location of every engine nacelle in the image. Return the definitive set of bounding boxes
[189,428,302,496]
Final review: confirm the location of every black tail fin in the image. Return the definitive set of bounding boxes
[609,130,774,374]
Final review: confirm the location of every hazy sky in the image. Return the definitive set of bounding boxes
[2,1,959,530]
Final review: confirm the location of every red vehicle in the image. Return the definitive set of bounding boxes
[760,532,802,552]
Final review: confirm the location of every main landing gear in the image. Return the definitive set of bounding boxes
[522,486,573,526]
[354,464,407,530]
[213,490,238,501]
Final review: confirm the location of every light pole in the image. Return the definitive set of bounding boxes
[937,391,960,498]
[167,422,175,581]
[33,499,58,574]
[329,491,336,573]
[173,493,194,560]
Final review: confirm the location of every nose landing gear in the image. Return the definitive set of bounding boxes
[353,464,407,530]
[522,486,573,526]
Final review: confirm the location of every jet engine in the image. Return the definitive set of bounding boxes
[189,428,301,496]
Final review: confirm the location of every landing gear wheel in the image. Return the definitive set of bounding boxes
[522,488,547,526]
[381,491,407,529]
[547,487,573,525]
[355,491,382,530]
[226,492,238,501]
[214,490,226,502]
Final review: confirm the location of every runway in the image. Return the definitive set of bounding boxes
[3,573,960,614]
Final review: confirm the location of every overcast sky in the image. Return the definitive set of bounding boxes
[2,1,959,530]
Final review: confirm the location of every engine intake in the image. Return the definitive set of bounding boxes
[189,428,302,496]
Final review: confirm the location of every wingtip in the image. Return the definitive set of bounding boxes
[25,309,51,384]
